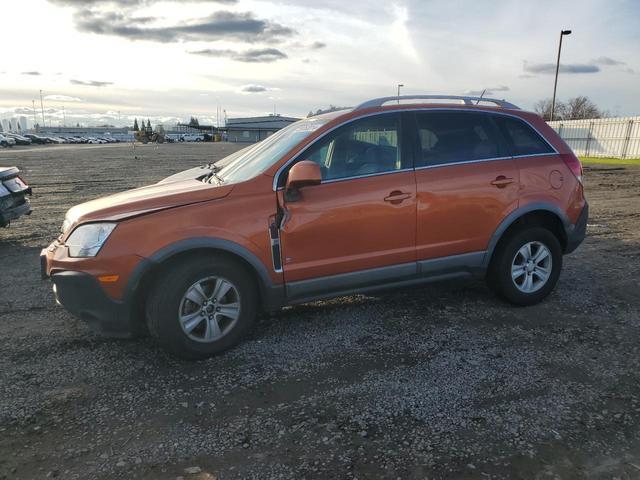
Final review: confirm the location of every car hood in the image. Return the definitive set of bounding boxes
[158,165,212,184]
[64,179,234,229]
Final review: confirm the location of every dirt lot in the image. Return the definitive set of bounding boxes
[1,143,639,480]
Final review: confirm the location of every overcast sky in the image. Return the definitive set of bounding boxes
[1,0,638,127]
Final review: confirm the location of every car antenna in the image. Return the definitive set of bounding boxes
[475,89,486,105]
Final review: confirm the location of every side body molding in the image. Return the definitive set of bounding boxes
[482,202,571,268]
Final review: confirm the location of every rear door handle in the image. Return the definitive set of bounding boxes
[490,176,514,188]
[384,191,412,203]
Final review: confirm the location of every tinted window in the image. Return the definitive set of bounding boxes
[301,114,401,181]
[414,111,501,167]
[493,116,554,156]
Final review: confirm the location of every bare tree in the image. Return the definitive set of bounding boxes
[534,98,567,121]
[565,96,602,120]
[535,96,603,121]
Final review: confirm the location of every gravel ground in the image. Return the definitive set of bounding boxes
[1,143,639,480]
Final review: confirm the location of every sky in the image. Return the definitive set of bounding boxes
[1,0,638,128]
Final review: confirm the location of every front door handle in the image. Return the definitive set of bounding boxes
[384,191,412,204]
[490,176,514,188]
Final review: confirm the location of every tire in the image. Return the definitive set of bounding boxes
[146,255,258,360]
[487,227,562,306]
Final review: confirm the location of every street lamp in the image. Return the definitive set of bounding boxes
[397,84,404,104]
[551,29,572,121]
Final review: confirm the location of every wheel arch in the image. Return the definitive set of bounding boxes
[483,203,570,269]
[124,238,285,334]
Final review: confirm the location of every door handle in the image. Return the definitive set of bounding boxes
[490,176,514,188]
[384,191,412,203]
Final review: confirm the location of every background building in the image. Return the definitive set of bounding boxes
[225,115,300,142]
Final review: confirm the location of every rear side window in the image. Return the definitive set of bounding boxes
[493,116,554,156]
[414,111,501,167]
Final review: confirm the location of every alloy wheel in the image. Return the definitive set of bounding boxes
[178,276,241,343]
[510,241,553,293]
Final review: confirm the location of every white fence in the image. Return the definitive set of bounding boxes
[548,116,640,159]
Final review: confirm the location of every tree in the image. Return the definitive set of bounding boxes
[188,116,200,127]
[308,105,348,117]
[147,119,151,131]
[534,98,567,121]
[565,96,602,120]
[535,96,603,121]
[133,118,139,131]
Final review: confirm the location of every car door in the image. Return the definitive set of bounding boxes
[277,113,417,296]
[412,110,519,263]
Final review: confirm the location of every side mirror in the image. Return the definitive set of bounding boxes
[286,161,321,197]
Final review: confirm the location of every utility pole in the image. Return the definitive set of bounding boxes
[397,84,404,104]
[39,90,46,127]
[62,106,66,127]
[551,29,572,121]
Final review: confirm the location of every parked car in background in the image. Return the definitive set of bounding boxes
[24,134,49,145]
[180,134,205,142]
[0,134,16,147]
[0,166,32,227]
[41,95,588,359]
[87,137,107,144]
[3,133,32,145]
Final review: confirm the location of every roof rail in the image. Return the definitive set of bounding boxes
[354,95,520,110]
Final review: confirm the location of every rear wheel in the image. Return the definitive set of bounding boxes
[146,256,258,359]
[488,227,562,306]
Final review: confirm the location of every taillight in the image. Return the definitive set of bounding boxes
[560,153,583,184]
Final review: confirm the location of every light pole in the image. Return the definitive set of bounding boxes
[397,84,404,104]
[39,90,46,127]
[32,100,37,130]
[551,29,572,121]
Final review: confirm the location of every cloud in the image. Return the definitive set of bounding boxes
[44,94,82,102]
[70,79,114,87]
[49,0,236,5]
[74,9,295,43]
[189,47,287,62]
[523,62,600,74]
[590,56,625,66]
[21,71,42,76]
[241,84,268,93]
[465,85,510,96]
[310,41,326,49]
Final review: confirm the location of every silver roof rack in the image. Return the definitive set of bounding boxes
[354,95,520,110]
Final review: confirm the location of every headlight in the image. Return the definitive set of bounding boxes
[66,223,116,257]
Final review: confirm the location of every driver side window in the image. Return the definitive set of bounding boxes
[303,114,401,181]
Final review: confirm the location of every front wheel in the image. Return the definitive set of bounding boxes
[487,227,562,306]
[146,256,258,359]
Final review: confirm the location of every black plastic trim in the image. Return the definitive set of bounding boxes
[565,202,588,254]
[51,271,133,338]
[482,202,578,268]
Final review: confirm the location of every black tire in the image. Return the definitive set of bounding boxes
[487,227,562,306]
[146,255,258,360]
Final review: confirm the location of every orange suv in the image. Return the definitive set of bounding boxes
[41,95,588,359]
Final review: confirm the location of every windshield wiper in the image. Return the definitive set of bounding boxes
[199,163,224,184]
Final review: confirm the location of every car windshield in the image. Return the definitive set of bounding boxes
[216,117,330,184]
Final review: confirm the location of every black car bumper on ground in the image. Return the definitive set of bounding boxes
[565,202,589,254]
[0,200,31,227]
[43,266,136,338]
